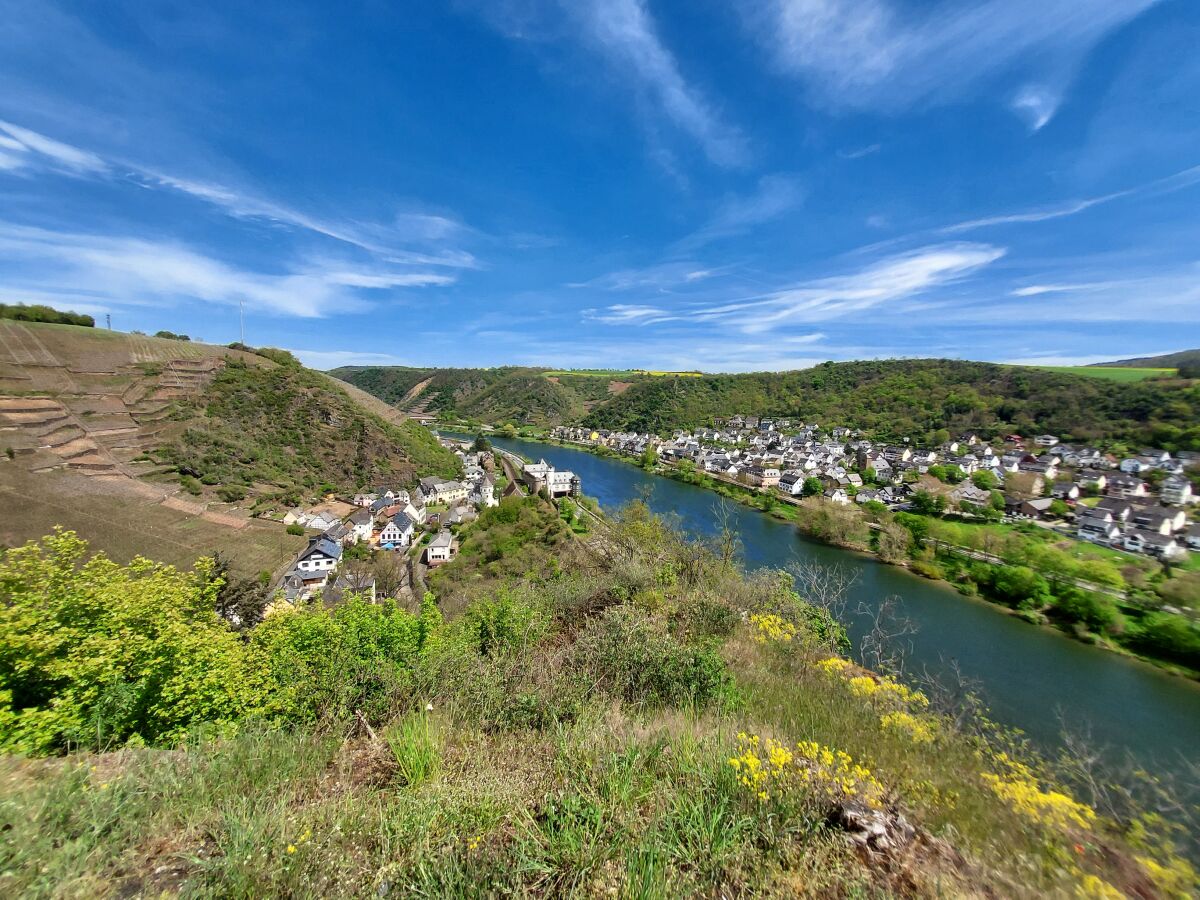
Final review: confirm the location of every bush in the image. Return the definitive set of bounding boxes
[286,523,305,536]
[217,485,247,503]
[0,302,94,327]
[1127,613,1200,668]
[1051,588,1123,635]
[572,606,732,708]
[180,475,203,496]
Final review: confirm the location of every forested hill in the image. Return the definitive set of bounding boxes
[579,359,1200,449]
[331,365,650,425]
[1094,348,1200,371]
[153,352,462,504]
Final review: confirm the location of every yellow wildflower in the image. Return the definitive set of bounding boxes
[880,711,936,744]
[287,845,296,855]
[749,613,797,644]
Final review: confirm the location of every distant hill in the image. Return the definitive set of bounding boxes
[0,322,459,572]
[331,365,649,425]
[1091,348,1200,369]
[577,359,1200,449]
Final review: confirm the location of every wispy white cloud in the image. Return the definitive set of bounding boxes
[941,162,1200,234]
[0,118,106,174]
[582,304,676,325]
[568,260,729,291]
[290,349,413,370]
[1011,85,1060,131]
[466,0,746,167]
[838,143,881,160]
[0,222,448,319]
[695,242,1005,332]
[0,120,480,266]
[749,0,1159,119]
[675,173,804,250]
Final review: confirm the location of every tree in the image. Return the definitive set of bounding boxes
[802,476,823,497]
[1048,499,1071,518]
[473,435,492,452]
[910,490,946,516]
[874,520,911,563]
[371,549,407,599]
[971,470,996,490]
[640,445,659,469]
[206,551,271,630]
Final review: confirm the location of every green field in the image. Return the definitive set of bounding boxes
[1026,365,1176,382]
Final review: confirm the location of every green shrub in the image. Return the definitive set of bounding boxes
[572,606,733,708]
[180,475,203,496]
[286,523,305,536]
[217,485,247,503]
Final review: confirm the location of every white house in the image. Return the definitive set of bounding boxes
[347,509,373,544]
[1034,434,1060,447]
[1161,475,1194,506]
[543,469,581,498]
[379,512,415,549]
[426,529,456,566]
[295,536,342,574]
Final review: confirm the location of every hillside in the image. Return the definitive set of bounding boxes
[331,365,646,425]
[4,506,1195,897]
[1094,348,1200,370]
[0,322,458,572]
[578,359,1200,449]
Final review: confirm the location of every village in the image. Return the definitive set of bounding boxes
[272,436,580,604]
[552,418,1200,562]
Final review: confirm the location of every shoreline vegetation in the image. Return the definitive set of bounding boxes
[3,501,1197,895]
[455,424,1200,682]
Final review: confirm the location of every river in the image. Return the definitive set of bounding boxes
[449,432,1200,791]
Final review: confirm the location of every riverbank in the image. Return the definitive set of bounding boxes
[466,426,1199,680]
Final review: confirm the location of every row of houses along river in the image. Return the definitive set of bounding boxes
[443,431,1200,816]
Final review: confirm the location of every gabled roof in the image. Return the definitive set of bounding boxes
[299,537,342,561]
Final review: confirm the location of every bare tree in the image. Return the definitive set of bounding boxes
[856,594,916,676]
[789,561,859,627]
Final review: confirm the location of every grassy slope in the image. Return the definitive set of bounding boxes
[1028,365,1176,382]
[1,501,1191,897]
[579,358,1200,448]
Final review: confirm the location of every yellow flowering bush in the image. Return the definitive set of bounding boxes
[728,732,883,807]
[1135,854,1198,898]
[879,710,935,744]
[749,613,797,644]
[981,755,1095,833]
[815,656,851,674]
[1074,874,1124,899]
[846,674,929,710]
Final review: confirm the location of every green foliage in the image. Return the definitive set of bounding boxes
[155,359,460,498]
[572,606,734,708]
[0,303,94,327]
[910,490,946,516]
[972,470,997,490]
[384,710,441,787]
[1127,614,1200,668]
[154,330,190,341]
[801,476,822,497]
[331,365,653,426]
[285,523,305,536]
[1050,588,1123,635]
[0,532,447,754]
[575,359,1200,449]
[0,531,272,754]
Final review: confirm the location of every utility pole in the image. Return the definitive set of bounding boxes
[239,299,245,346]
[105,313,111,330]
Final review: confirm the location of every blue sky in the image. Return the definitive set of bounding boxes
[1,0,1198,372]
